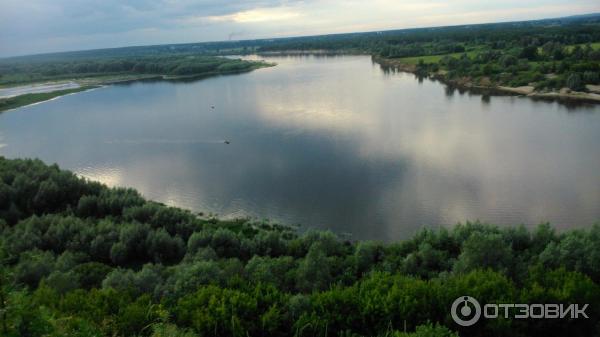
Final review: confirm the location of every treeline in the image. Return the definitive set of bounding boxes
[389,23,600,90]
[256,15,600,91]
[0,55,266,86]
[3,13,599,63]
[1,157,599,337]
[412,42,600,90]
[257,16,600,55]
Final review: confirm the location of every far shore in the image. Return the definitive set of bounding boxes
[373,56,600,104]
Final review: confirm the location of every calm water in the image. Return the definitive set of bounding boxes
[1,55,599,240]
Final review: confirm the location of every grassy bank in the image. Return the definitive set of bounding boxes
[0,86,98,112]
[1,157,599,337]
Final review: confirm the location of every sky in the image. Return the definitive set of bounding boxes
[1,0,599,57]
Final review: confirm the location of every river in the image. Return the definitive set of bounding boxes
[1,55,599,240]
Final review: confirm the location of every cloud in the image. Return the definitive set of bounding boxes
[0,0,599,57]
[178,6,302,25]
[209,7,302,23]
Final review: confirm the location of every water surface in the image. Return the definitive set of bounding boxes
[1,55,599,240]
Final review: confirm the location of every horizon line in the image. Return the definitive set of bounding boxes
[2,11,599,60]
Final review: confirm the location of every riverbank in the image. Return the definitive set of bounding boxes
[0,62,274,112]
[0,86,99,112]
[257,49,365,56]
[373,56,600,104]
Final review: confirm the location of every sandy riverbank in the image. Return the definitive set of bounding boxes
[0,62,275,112]
[374,56,600,104]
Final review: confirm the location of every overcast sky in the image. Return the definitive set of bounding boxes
[1,0,599,57]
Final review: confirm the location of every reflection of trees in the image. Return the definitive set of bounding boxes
[445,85,456,98]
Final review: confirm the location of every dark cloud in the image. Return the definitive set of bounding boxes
[0,0,299,38]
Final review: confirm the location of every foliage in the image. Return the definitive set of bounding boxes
[1,157,600,336]
[249,15,600,90]
[0,55,269,86]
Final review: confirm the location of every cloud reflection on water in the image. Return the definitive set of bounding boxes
[0,55,599,240]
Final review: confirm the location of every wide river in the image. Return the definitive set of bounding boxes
[1,55,599,240]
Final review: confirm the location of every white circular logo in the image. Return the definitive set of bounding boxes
[451,296,481,326]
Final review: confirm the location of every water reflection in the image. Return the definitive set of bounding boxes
[0,55,599,240]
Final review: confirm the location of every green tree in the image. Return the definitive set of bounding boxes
[454,232,513,274]
[296,243,332,292]
[566,73,584,91]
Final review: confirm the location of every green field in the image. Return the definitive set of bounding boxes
[396,51,475,65]
[395,48,482,65]
[566,42,600,51]
[537,42,600,54]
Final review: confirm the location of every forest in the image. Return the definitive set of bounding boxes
[1,157,599,337]
[0,55,269,86]
[257,15,600,91]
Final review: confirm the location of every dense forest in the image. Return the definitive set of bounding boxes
[257,15,600,91]
[257,15,600,54]
[0,55,269,86]
[1,157,599,337]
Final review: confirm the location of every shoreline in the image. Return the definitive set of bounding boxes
[373,55,600,104]
[256,49,365,56]
[0,86,100,113]
[3,53,599,111]
[0,62,274,112]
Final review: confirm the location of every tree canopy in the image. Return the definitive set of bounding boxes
[1,157,599,336]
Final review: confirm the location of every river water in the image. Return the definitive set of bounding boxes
[1,55,599,240]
